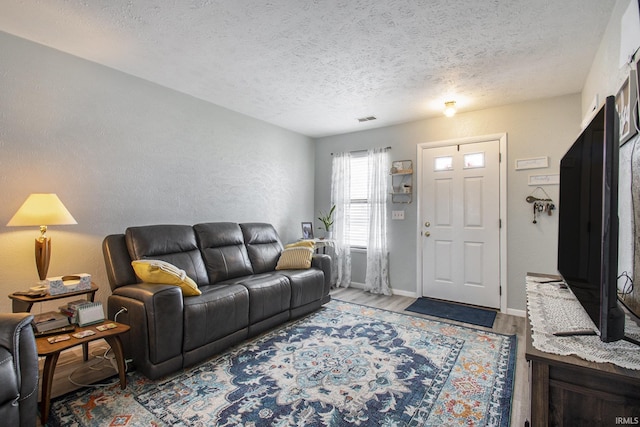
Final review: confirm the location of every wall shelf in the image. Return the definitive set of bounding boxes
[390,160,413,204]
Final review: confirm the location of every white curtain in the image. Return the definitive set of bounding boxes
[331,152,352,288]
[365,147,391,295]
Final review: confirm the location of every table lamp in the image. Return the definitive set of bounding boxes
[7,193,77,283]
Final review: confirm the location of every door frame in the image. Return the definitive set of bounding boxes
[416,133,508,313]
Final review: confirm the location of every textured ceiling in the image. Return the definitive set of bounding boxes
[0,1,616,137]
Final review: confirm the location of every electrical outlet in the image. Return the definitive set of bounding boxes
[392,210,405,220]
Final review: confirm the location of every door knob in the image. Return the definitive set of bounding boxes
[424,231,431,237]
[424,221,431,228]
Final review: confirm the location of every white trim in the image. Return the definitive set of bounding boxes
[416,133,508,314]
[342,282,418,298]
[507,308,526,318]
[391,288,418,298]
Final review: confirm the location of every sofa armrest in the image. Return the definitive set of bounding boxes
[311,254,332,297]
[0,313,38,427]
[103,234,139,291]
[109,284,184,378]
[0,313,33,351]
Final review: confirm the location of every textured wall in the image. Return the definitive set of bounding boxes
[314,94,582,312]
[582,0,636,120]
[0,32,315,313]
[582,0,639,310]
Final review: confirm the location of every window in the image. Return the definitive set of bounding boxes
[434,156,453,171]
[348,154,369,247]
[464,152,485,169]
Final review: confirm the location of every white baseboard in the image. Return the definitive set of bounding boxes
[341,282,417,298]
[506,308,526,318]
[392,289,418,298]
[347,282,524,315]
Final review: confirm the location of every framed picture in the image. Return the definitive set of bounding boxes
[528,174,559,186]
[515,156,548,170]
[301,222,314,239]
[616,68,638,146]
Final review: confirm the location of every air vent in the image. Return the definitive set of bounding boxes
[357,116,377,122]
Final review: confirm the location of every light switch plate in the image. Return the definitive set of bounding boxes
[392,210,405,220]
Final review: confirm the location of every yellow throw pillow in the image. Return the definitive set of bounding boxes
[285,240,315,249]
[275,247,314,270]
[131,259,202,297]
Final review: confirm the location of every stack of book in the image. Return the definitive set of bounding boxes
[33,311,73,336]
[59,299,91,324]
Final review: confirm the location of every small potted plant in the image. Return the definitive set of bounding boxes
[317,205,336,239]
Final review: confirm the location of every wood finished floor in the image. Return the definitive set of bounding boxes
[37,288,528,426]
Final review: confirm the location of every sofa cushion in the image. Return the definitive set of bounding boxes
[182,284,249,352]
[232,273,291,324]
[194,222,254,283]
[275,247,313,270]
[285,240,315,249]
[277,269,325,308]
[131,259,201,296]
[126,225,209,286]
[240,223,283,273]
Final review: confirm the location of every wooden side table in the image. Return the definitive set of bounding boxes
[8,283,98,313]
[9,283,99,361]
[525,273,640,426]
[36,321,130,425]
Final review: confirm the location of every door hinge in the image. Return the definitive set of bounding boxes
[499,219,502,228]
[499,152,502,162]
[499,286,502,296]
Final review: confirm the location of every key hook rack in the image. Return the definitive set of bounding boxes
[526,187,555,224]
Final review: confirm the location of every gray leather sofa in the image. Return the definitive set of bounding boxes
[0,313,38,427]
[102,222,331,380]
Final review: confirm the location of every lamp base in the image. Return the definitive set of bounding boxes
[35,236,51,281]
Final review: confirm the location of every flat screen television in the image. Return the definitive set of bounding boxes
[557,95,625,342]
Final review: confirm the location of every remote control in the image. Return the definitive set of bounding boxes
[553,329,597,337]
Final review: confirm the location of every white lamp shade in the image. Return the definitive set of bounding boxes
[7,193,77,226]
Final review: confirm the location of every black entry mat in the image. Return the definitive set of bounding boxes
[405,297,497,328]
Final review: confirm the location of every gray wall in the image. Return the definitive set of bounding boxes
[314,94,582,313]
[314,0,638,313]
[583,0,640,305]
[0,32,315,313]
[582,0,637,120]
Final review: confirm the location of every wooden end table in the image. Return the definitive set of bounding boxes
[8,283,99,313]
[9,283,99,361]
[36,320,130,425]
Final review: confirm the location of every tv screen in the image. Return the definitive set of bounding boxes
[557,95,624,342]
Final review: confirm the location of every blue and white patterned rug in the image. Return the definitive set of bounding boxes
[49,300,516,426]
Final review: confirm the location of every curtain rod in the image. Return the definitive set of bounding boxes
[331,146,391,156]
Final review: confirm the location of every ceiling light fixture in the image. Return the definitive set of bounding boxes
[443,101,457,117]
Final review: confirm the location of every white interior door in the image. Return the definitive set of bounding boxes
[420,140,501,308]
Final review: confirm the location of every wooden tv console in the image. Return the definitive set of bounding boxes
[525,274,640,426]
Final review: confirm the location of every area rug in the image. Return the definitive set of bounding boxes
[49,300,516,426]
[405,298,497,328]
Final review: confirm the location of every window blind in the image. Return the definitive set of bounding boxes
[349,155,369,247]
